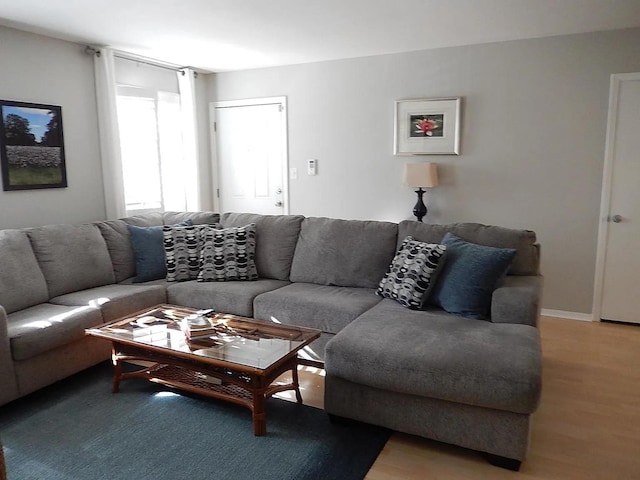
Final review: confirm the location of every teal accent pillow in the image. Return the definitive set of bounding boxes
[430,233,516,320]
[127,220,192,283]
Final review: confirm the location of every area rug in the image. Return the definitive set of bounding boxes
[0,362,390,480]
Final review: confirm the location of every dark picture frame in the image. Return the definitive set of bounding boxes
[0,99,68,191]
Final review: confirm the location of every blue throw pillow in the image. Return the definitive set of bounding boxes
[430,233,516,320]
[127,220,192,283]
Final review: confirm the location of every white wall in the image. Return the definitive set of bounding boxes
[0,26,104,229]
[209,28,640,314]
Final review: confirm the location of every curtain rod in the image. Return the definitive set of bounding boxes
[85,46,196,76]
[114,53,184,73]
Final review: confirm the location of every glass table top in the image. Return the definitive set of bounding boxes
[86,305,320,370]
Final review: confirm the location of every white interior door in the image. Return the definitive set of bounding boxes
[597,73,640,324]
[213,98,287,215]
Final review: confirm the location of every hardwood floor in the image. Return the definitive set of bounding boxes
[276,315,640,479]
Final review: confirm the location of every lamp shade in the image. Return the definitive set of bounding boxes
[403,163,439,188]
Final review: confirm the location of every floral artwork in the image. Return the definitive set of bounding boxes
[0,100,67,191]
[410,114,444,138]
[394,98,461,155]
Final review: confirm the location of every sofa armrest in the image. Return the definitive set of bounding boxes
[491,275,543,327]
[0,305,19,405]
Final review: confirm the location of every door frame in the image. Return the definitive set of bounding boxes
[593,72,640,321]
[209,96,289,214]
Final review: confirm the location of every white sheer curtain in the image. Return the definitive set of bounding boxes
[177,68,201,212]
[94,48,126,219]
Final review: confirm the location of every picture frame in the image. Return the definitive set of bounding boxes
[0,99,67,191]
[394,97,461,155]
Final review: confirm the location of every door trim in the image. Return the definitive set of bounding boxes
[209,97,289,214]
[593,72,640,322]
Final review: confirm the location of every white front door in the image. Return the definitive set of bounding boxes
[212,97,287,215]
[597,73,640,324]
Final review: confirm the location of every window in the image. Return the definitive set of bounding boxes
[116,86,186,215]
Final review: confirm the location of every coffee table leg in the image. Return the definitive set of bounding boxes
[291,363,303,404]
[111,352,122,394]
[253,394,267,436]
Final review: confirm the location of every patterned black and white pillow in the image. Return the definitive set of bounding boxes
[163,225,204,282]
[197,224,259,282]
[376,236,447,309]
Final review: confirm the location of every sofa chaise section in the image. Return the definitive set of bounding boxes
[325,300,542,466]
[324,221,543,469]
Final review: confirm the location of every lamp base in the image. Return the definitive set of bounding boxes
[412,188,427,222]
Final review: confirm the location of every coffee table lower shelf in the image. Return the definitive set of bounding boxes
[113,358,303,436]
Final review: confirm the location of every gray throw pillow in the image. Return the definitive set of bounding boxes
[163,225,206,282]
[197,224,259,282]
[376,236,447,310]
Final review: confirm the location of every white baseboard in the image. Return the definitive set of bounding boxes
[541,309,595,322]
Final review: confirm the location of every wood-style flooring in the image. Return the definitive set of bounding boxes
[276,315,640,480]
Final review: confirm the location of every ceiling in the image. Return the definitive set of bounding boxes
[1,0,640,72]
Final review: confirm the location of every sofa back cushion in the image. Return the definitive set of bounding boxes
[221,212,304,281]
[163,211,220,226]
[0,230,49,313]
[290,217,398,288]
[27,224,116,297]
[95,219,136,283]
[398,221,539,275]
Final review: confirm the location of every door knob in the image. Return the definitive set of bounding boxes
[275,201,283,207]
[611,214,622,223]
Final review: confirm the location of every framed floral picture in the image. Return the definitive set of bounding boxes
[394,97,461,155]
[0,99,68,191]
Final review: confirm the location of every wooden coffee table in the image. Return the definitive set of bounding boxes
[86,304,320,435]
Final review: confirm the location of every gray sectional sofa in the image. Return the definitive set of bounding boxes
[0,211,542,470]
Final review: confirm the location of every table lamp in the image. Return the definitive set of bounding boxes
[403,163,439,222]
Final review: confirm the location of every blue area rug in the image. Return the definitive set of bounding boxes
[0,362,390,480]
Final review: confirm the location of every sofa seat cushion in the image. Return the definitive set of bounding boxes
[27,224,116,297]
[167,279,289,318]
[253,283,381,334]
[50,284,167,322]
[7,304,103,361]
[221,213,304,281]
[290,217,398,288]
[0,230,49,313]
[325,299,541,414]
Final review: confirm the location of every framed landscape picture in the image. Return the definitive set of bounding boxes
[0,100,67,191]
[394,97,461,155]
